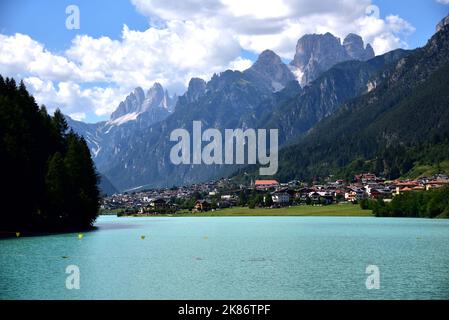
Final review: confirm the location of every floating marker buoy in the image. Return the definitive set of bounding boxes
[141,235,146,240]
[203,236,208,240]
[15,232,20,238]
[78,234,83,240]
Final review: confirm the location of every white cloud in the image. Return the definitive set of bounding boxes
[437,0,449,5]
[0,33,81,82]
[0,0,417,121]
[23,77,128,118]
[0,23,241,119]
[65,21,242,92]
[131,0,416,57]
[69,112,87,121]
[227,57,253,71]
[355,15,415,54]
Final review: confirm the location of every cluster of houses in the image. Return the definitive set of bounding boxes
[102,179,240,214]
[101,173,449,215]
[273,174,449,205]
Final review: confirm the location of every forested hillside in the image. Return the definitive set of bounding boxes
[0,76,100,233]
[271,24,449,183]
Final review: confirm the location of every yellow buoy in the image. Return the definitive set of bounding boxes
[15,232,20,238]
[203,236,209,240]
[141,235,146,240]
[78,234,83,240]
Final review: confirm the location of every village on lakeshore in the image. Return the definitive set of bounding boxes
[100,173,449,216]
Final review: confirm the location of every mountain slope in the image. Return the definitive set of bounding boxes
[102,46,406,190]
[244,49,296,92]
[68,32,384,191]
[98,173,119,196]
[271,22,449,182]
[258,49,409,144]
[110,84,177,123]
[290,33,374,85]
[103,69,289,190]
[67,83,176,169]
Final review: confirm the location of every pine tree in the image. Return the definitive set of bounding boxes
[44,152,68,227]
[0,76,100,232]
[64,132,100,228]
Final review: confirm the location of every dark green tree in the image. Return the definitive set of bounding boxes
[0,76,100,232]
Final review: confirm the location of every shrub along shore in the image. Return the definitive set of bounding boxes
[360,187,449,218]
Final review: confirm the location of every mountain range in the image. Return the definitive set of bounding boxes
[239,14,449,184]
[67,14,449,194]
[290,33,374,85]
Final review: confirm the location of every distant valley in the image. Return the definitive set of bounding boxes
[67,17,449,194]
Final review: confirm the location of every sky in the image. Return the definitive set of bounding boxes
[0,0,448,123]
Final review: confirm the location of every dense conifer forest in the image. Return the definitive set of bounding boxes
[0,76,100,233]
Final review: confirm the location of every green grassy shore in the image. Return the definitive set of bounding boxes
[107,204,374,217]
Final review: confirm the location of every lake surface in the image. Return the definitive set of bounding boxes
[1,216,449,300]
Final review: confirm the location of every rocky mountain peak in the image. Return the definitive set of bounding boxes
[256,49,283,63]
[343,33,364,46]
[110,87,145,121]
[245,49,296,92]
[290,32,375,85]
[184,78,207,103]
[142,82,174,112]
[366,44,375,57]
[109,83,176,124]
[146,83,164,100]
[436,13,449,33]
[343,33,375,61]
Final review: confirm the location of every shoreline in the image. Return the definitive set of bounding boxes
[110,204,374,218]
[0,226,97,239]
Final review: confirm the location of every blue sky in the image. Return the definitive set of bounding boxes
[373,0,448,48]
[0,0,448,123]
[0,0,149,52]
[1,0,447,53]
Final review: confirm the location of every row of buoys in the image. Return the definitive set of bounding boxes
[14,232,210,241]
[79,234,147,240]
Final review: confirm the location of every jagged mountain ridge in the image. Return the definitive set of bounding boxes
[67,83,176,171]
[100,41,388,191]
[290,33,375,86]
[244,50,297,92]
[259,48,409,144]
[68,32,379,191]
[103,69,294,190]
[266,19,449,182]
[110,83,177,123]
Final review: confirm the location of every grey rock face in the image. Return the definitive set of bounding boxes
[436,14,449,33]
[290,32,375,85]
[183,78,207,104]
[110,84,176,122]
[102,69,285,190]
[110,87,145,121]
[141,83,177,113]
[344,33,375,61]
[68,31,382,191]
[142,83,165,111]
[244,49,297,91]
[67,83,176,176]
[262,49,408,144]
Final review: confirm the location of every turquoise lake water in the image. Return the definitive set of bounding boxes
[1,216,449,300]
